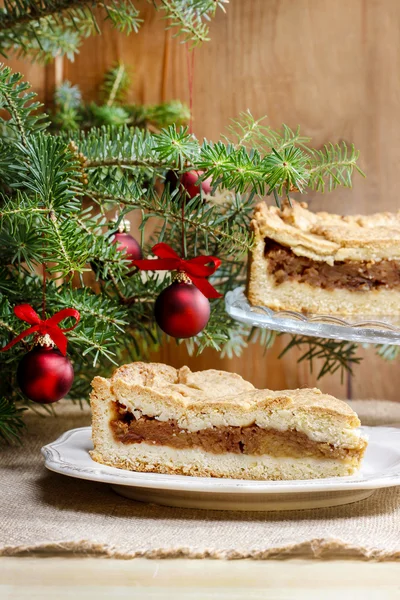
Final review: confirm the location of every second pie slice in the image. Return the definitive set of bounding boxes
[247,200,400,315]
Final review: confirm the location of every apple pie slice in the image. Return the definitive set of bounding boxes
[247,201,400,315]
[90,362,367,481]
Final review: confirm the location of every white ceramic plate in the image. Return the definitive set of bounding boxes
[42,426,400,511]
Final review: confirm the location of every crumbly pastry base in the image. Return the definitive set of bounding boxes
[90,441,357,481]
[248,238,400,315]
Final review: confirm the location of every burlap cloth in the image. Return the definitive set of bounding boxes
[2,399,400,560]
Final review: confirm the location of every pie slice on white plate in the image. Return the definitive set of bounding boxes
[90,362,367,481]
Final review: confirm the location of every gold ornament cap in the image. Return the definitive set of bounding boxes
[112,213,131,233]
[172,271,192,284]
[35,333,55,348]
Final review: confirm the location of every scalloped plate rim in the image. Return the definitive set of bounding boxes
[41,425,400,495]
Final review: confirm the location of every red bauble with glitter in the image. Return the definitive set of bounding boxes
[17,343,74,404]
[154,280,210,338]
[113,232,142,267]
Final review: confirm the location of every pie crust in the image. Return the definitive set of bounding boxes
[90,362,367,480]
[247,201,400,315]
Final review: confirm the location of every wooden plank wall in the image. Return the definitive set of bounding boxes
[5,0,400,399]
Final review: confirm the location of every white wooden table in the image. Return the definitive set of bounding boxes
[2,558,400,600]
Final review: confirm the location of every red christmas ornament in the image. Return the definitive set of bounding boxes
[1,304,80,404]
[133,243,222,339]
[113,232,142,266]
[166,170,212,200]
[17,341,74,404]
[154,278,210,338]
[112,218,142,267]
[181,170,212,199]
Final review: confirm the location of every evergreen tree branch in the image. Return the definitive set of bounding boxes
[0,0,222,61]
[102,62,131,107]
[0,397,25,444]
[0,1,143,61]
[88,187,253,255]
[0,65,48,143]
[279,335,362,381]
[225,111,311,153]
[156,0,227,46]
[307,142,366,192]
[0,0,95,29]
[0,317,28,347]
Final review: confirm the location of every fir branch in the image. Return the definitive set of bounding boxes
[101,63,131,107]
[279,335,362,381]
[0,0,95,29]
[0,203,48,219]
[0,316,28,348]
[157,0,227,46]
[0,1,97,61]
[72,124,364,207]
[86,155,161,169]
[0,397,25,444]
[1,135,88,277]
[45,211,89,276]
[100,0,142,34]
[87,103,131,128]
[197,142,269,196]
[0,64,48,143]
[225,111,311,153]
[12,134,82,209]
[223,113,365,202]
[83,122,198,167]
[69,125,162,170]
[0,1,143,61]
[307,142,365,193]
[133,100,190,129]
[154,124,199,166]
[0,201,48,271]
[12,20,91,63]
[0,0,222,61]
[375,344,400,361]
[53,81,82,131]
[263,146,309,196]
[88,186,253,255]
[55,81,82,111]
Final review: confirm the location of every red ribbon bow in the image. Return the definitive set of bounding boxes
[133,243,222,299]
[1,304,80,356]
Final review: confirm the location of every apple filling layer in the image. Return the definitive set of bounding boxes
[110,403,365,462]
[264,239,400,291]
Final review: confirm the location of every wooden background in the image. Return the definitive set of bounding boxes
[6,0,400,400]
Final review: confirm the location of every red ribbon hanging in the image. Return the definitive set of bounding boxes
[133,243,222,299]
[1,304,80,356]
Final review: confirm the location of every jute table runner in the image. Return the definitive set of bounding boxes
[2,399,400,560]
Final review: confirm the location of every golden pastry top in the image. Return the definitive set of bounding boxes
[252,201,400,264]
[91,362,361,433]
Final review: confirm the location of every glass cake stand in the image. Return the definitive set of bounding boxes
[225,287,400,345]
